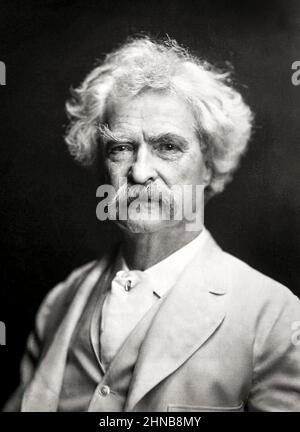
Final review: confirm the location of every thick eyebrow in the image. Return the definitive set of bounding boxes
[97,124,134,144]
[147,133,190,149]
[98,125,190,149]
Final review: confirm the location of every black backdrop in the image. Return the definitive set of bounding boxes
[0,0,299,408]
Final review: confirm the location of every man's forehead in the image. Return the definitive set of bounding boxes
[106,91,197,140]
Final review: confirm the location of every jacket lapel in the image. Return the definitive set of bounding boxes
[125,232,228,411]
[21,255,112,412]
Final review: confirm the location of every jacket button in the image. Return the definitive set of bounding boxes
[99,385,110,397]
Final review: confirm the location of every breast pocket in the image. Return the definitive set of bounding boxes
[167,401,245,412]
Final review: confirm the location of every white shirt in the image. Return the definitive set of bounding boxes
[99,227,209,370]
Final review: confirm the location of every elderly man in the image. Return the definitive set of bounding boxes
[4,37,300,412]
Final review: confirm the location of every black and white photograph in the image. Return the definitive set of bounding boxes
[0,0,299,416]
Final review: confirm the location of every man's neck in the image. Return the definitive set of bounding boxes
[121,224,203,271]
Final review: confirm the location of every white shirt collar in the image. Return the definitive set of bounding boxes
[118,226,209,298]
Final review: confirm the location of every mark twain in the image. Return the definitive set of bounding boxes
[4,36,300,412]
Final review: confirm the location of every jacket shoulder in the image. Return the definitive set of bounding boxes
[218,249,300,328]
[221,250,295,299]
[43,260,97,309]
[34,259,99,343]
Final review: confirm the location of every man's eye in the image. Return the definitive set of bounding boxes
[109,144,132,154]
[159,143,180,153]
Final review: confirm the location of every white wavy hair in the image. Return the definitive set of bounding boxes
[65,36,254,198]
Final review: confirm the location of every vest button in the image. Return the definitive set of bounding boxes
[99,385,110,397]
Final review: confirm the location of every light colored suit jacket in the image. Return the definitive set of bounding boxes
[4,231,300,412]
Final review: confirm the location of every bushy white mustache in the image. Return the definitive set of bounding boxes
[108,181,175,208]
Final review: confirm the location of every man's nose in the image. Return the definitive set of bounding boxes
[129,145,157,184]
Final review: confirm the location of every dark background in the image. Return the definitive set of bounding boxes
[0,0,299,408]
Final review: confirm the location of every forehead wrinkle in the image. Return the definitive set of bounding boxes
[106,93,200,145]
